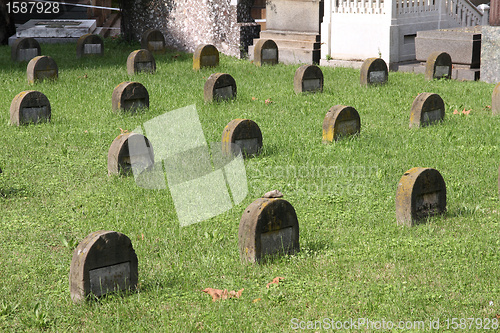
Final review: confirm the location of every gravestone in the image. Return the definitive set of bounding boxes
[112,81,149,112]
[204,73,237,102]
[193,44,220,70]
[396,167,447,226]
[10,90,51,126]
[409,93,445,128]
[221,119,263,157]
[27,55,58,84]
[492,82,500,116]
[140,29,166,53]
[108,132,154,176]
[322,105,361,142]
[11,37,41,62]
[360,58,388,86]
[253,39,278,66]
[239,197,300,263]
[69,230,138,302]
[294,64,323,94]
[425,52,452,80]
[126,49,156,75]
[76,34,104,58]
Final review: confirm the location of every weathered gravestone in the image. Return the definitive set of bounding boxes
[294,64,323,94]
[76,34,104,58]
[140,29,166,53]
[126,49,156,75]
[10,90,51,126]
[108,132,154,176]
[239,197,300,263]
[322,105,361,142]
[11,37,41,62]
[395,167,447,226]
[193,44,219,70]
[409,92,445,128]
[27,55,58,84]
[360,57,388,86]
[69,230,138,302]
[492,82,500,116]
[253,39,278,66]
[204,73,237,102]
[425,52,452,80]
[221,119,263,157]
[112,81,149,112]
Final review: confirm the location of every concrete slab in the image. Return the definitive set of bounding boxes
[9,19,96,45]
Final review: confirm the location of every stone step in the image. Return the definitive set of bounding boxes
[249,44,319,64]
[260,30,320,42]
[252,37,320,50]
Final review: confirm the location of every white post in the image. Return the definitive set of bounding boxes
[321,0,333,59]
[478,4,490,26]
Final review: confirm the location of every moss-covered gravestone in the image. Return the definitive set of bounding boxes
[294,64,323,94]
[322,105,361,142]
[112,81,149,112]
[409,93,445,128]
[221,119,263,157]
[254,39,278,66]
[193,44,219,70]
[108,132,154,176]
[27,55,58,84]
[204,73,237,102]
[126,49,156,75]
[11,37,40,62]
[360,58,388,86]
[140,29,166,53]
[76,34,104,58]
[425,52,452,80]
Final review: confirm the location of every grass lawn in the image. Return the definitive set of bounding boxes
[0,38,499,332]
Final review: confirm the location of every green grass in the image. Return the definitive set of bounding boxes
[0,37,499,332]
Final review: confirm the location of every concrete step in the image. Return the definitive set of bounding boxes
[252,37,320,50]
[260,30,320,42]
[249,44,319,64]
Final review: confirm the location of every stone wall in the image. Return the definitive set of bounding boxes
[120,0,260,58]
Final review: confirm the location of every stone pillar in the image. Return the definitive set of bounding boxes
[490,0,500,26]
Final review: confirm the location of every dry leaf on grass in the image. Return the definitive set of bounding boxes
[453,109,459,115]
[462,108,471,115]
[266,277,285,288]
[202,288,244,302]
[265,98,273,105]
[253,298,262,303]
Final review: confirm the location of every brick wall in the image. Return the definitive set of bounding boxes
[120,0,260,58]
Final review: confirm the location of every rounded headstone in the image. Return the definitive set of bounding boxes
[140,29,166,53]
[253,39,278,66]
[322,105,361,142]
[69,230,138,302]
[112,81,150,112]
[11,37,41,62]
[360,57,388,86]
[425,52,452,80]
[10,90,51,126]
[193,44,220,70]
[221,119,263,157]
[126,49,156,75]
[239,198,300,263]
[409,92,445,128]
[294,64,323,94]
[108,132,154,176]
[204,73,237,102]
[76,34,104,58]
[491,82,500,116]
[396,167,447,226]
[27,55,58,84]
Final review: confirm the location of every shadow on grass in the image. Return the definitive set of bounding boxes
[0,187,29,198]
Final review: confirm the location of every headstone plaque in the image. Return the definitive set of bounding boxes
[239,198,300,263]
[253,39,278,66]
[112,81,150,112]
[360,58,388,86]
[294,64,323,94]
[69,230,138,302]
[193,44,219,70]
[204,73,237,102]
[492,82,500,116]
[108,132,154,176]
[409,92,445,128]
[425,52,452,80]
[11,37,41,62]
[322,105,361,142]
[27,55,58,84]
[126,49,156,75]
[76,34,104,58]
[396,167,447,226]
[221,119,263,157]
[10,90,51,126]
[140,29,166,53]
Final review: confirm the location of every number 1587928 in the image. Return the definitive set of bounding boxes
[7,1,60,14]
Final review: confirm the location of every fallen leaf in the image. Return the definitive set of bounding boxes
[202,288,243,301]
[453,109,459,115]
[496,314,500,319]
[267,276,285,288]
[265,98,273,105]
[253,298,262,303]
[486,105,491,109]
[462,108,471,115]
[120,128,129,134]
[252,97,257,101]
